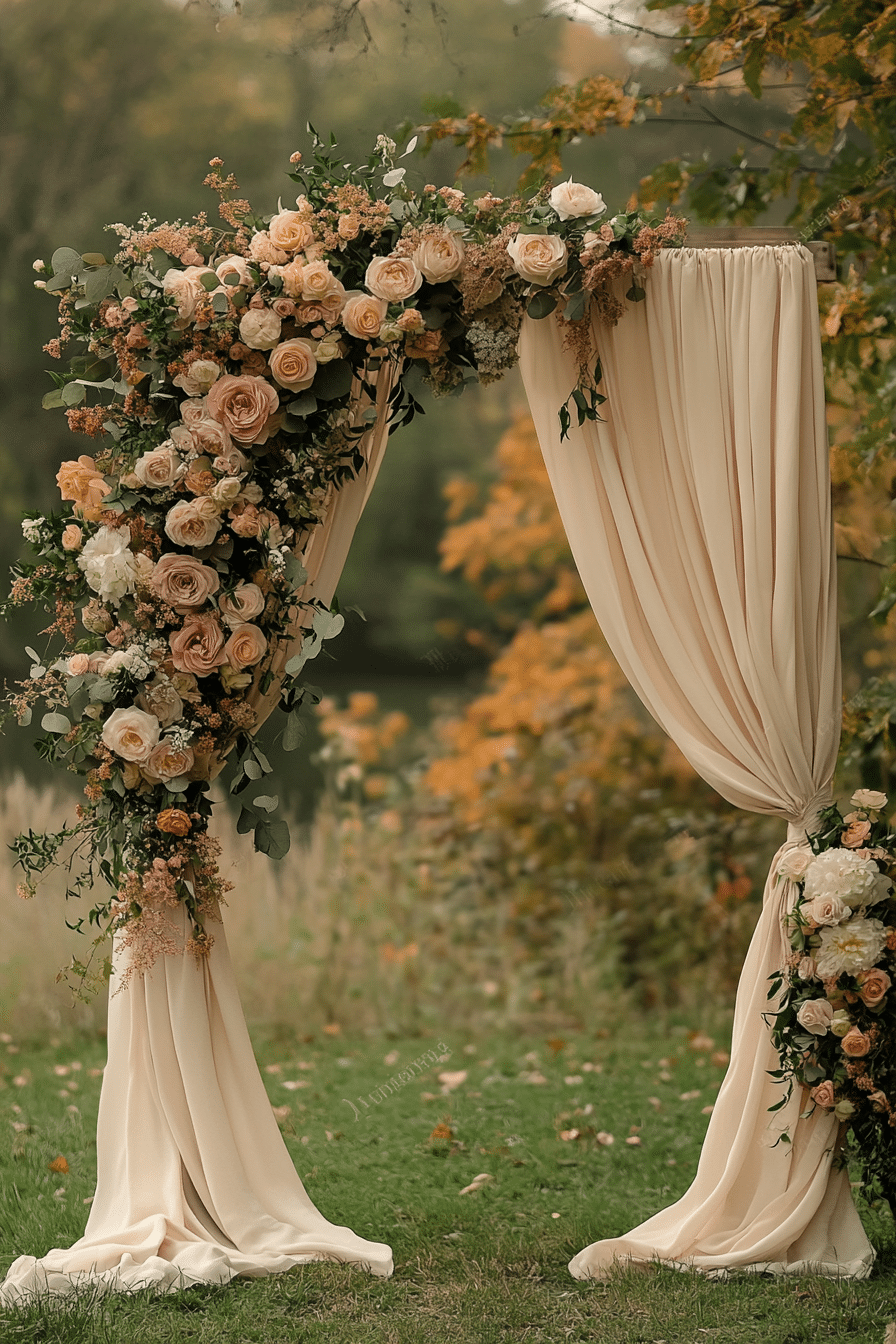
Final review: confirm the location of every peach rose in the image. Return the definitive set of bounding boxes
[249,231,289,266]
[858,967,891,1007]
[338,214,360,241]
[413,232,466,283]
[276,259,306,299]
[364,255,423,302]
[142,740,195,784]
[172,358,221,398]
[164,497,222,550]
[270,296,296,319]
[239,307,282,351]
[62,524,83,551]
[56,455,111,521]
[397,308,425,334]
[507,232,568,286]
[169,613,227,676]
[179,399,207,427]
[136,675,184,728]
[156,807,192,836]
[802,893,847,926]
[212,443,248,476]
[268,338,318,391]
[189,418,234,460]
[223,622,267,670]
[67,653,90,675]
[134,441,184,490]
[206,374,280,445]
[101,706,161,763]
[341,291,387,341]
[218,581,266,626]
[151,553,220,610]
[301,261,346,305]
[162,265,215,326]
[840,1025,871,1057]
[295,296,345,326]
[810,1080,836,1109]
[841,819,872,849]
[268,211,314,253]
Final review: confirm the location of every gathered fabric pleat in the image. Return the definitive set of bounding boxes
[518,245,873,1279]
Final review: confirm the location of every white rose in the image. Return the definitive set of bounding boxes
[179,399,208,427]
[364,255,423,302]
[802,893,848,926]
[851,789,888,811]
[795,998,834,1036]
[172,359,221,398]
[211,476,242,506]
[315,337,342,364]
[506,233,568,286]
[777,847,813,882]
[238,307,282,351]
[830,1008,852,1037]
[133,441,185,489]
[101,706,161,763]
[414,232,466,283]
[549,179,606,221]
[77,526,142,606]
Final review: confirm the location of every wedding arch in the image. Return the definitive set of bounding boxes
[0,134,888,1299]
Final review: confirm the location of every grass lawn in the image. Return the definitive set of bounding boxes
[0,1022,894,1343]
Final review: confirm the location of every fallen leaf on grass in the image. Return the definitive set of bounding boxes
[459,1172,493,1195]
[559,1129,580,1142]
[626,1136,643,1147]
[596,1132,614,1146]
[679,1090,701,1101]
[430,1122,454,1141]
[438,1070,467,1092]
[518,1071,548,1085]
[282,1080,310,1091]
[701,1104,715,1115]
[48,1155,69,1174]
[884,1324,896,1344]
[564,1075,583,1086]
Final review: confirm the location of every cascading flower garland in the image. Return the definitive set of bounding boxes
[769,790,896,1205]
[3,130,685,991]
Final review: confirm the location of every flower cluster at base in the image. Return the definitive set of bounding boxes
[769,790,896,1201]
[6,133,684,991]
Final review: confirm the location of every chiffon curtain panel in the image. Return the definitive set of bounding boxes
[0,374,397,1302]
[519,244,874,1279]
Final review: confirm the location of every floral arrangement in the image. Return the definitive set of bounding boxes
[4,130,685,991]
[769,789,896,1205]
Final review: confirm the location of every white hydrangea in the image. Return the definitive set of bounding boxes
[803,847,886,910]
[103,646,154,681]
[77,526,143,606]
[21,517,46,544]
[815,916,888,979]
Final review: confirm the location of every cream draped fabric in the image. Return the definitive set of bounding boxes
[518,244,874,1279]
[0,371,397,1303]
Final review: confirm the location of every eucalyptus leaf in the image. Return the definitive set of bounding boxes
[287,392,318,418]
[41,388,66,410]
[61,381,86,407]
[236,806,256,834]
[312,608,345,640]
[527,290,558,320]
[84,267,118,305]
[50,247,83,280]
[90,678,115,702]
[244,759,262,780]
[282,711,306,752]
[253,795,279,813]
[283,552,308,589]
[254,818,291,860]
[41,712,72,734]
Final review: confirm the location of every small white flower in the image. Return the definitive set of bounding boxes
[21,517,46,544]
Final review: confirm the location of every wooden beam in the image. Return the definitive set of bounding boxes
[683,226,836,282]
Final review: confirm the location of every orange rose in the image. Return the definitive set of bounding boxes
[169,613,227,677]
[840,1026,871,1057]
[56,455,111,521]
[156,807,191,836]
[206,374,280,445]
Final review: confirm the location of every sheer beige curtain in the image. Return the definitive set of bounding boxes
[519,244,874,1279]
[0,370,398,1302]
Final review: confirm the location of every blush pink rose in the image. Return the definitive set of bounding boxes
[62,524,83,551]
[218,581,265,626]
[857,967,891,1007]
[810,1080,836,1109]
[169,614,227,676]
[364,255,423,302]
[224,623,268,670]
[164,497,222,549]
[151,554,220,610]
[841,819,872,849]
[268,211,314,253]
[142,740,196,784]
[301,261,345,305]
[206,374,280,445]
[67,653,90,675]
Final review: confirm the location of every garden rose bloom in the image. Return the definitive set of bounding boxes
[224,622,267,670]
[179,399,208,427]
[268,210,314,253]
[802,893,847,927]
[341,291,387,341]
[301,262,346,307]
[364,255,423,302]
[133,441,185,490]
[815,916,888,978]
[797,955,817,980]
[61,524,82,551]
[810,1080,836,1109]
[851,789,888,810]
[56,455,110,521]
[549,179,607,220]
[212,443,248,476]
[507,233,568,286]
[162,265,215,326]
[413,232,466,283]
[151,553,220,610]
[857,967,891,1007]
[795,998,834,1035]
[206,374,280,444]
[215,254,255,290]
[249,230,289,266]
[239,307,281,351]
[101,706,161,763]
[211,476,242,506]
[268,338,318,391]
[189,418,233,460]
[173,359,221,398]
[170,670,201,703]
[830,1008,852,1036]
[156,807,192,836]
[276,259,306,299]
[270,296,296,319]
[142,740,195,784]
[777,847,813,881]
[164,497,222,549]
[841,819,872,849]
[218,581,265,626]
[169,613,227,676]
[136,675,184,728]
[841,1025,871,1057]
[834,1099,855,1121]
[67,653,90,675]
[397,308,425,334]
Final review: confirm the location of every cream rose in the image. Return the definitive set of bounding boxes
[212,444,248,476]
[206,374,280,444]
[179,399,207,427]
[364,255,423,302]
[162,265,215,326]
[507,232,568,286]
[268,338,318,392]
[133,441,185,490]
[218,581,265,626]
[301,261,346,305]
[189,418,234,460]
[830,1008,852,1037]
[795,998,834,1036]
[136,675,184,727]
[164,497,222,550]
[549,179,606,221]
[276,259,306,299]
[851,789,888,811]
[802,893,848,926]
[211,476,242,506]
[239,307,281,351]
[215,254,255,290]
[151,553,220,610]
[223,622,268,670]
[101,706,161,763]
[142,740,196,784]
[173,359,221,398]
[169,613,227,677]
[413,232,466,283]
[777,847,813,882]
[249,231,289,266]
[341,291,387,341]
[268,210,314,253]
